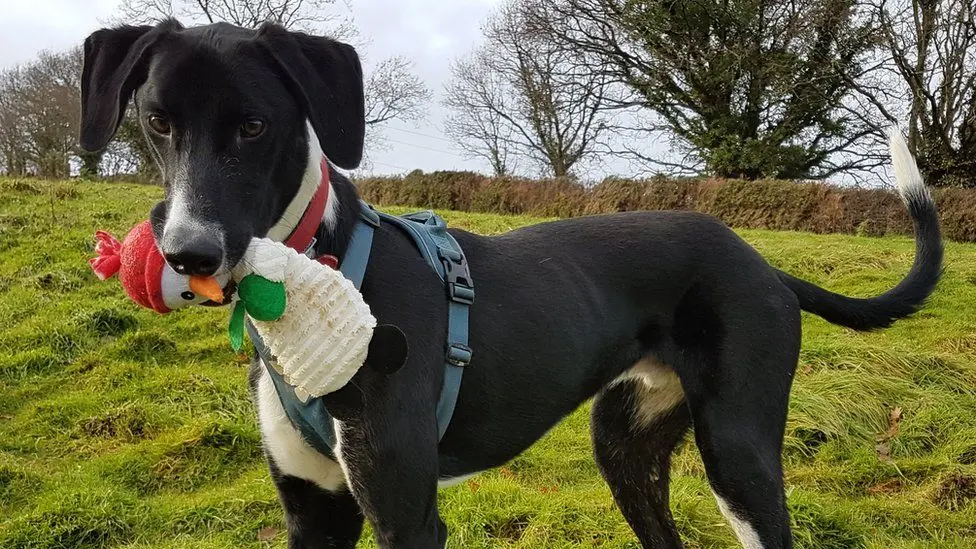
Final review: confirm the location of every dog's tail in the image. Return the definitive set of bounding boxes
[776,129,943,331]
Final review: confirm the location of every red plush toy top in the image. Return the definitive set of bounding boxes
[90,220,226,313]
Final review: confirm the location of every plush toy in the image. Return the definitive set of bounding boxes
[89,221,404,403]
[89,220,229,313]
[227,238,377,401]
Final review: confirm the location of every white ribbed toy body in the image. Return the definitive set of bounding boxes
[232,239,376,402]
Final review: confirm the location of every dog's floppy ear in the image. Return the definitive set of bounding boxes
[79,22,175,152]
[256,24,365,170]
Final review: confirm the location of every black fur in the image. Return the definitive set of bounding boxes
[367,325,409,375]
[80,20,364,273]
[81,20,943,549]
[775,191,942,330]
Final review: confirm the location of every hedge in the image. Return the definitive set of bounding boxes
[356,170,976,242]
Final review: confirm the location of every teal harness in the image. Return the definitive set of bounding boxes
[247,201,473,457]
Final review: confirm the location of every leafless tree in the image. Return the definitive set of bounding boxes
[0,48,84,178]
[0,68,29,176]
[112,0,429,160]
[362,55,431,151]
[115,0,355,36]
[444,0,614,177]
[443,55,519,176]
[854,0,976,187]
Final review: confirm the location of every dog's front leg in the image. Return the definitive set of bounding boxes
[271,465,365,549]
[334,415,446,548]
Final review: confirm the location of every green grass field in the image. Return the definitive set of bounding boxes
[1,177,975,548]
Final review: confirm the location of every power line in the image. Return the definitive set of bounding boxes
[368,160,412,172]
[385,126,455,144]
[384,137,467,157]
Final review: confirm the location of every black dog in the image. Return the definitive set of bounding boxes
[79,20,942,549]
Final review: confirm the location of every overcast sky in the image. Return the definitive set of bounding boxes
[0,0,541,177]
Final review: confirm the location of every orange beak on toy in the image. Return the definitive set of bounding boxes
[189,275,225,303]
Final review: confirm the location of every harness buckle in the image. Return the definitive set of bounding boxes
[446,343,473,367]
[440,249,474,305]
[302,237,318,258]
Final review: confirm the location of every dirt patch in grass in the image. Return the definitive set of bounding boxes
[933,473,976,511]
[484,513,532,541]
[865,478,904,496]
[79,405,152,441]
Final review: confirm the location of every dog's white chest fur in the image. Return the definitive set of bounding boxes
[255,363,348,492]
[256,362,479,491]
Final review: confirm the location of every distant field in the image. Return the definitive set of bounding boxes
[1,177,974,548]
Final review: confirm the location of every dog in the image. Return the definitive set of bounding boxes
[78,20,942,549]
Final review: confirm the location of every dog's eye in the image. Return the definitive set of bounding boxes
[241,118,266,139]
[147,114,171,135]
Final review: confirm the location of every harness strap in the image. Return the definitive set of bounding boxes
[340,203,380,287]
[376,210,473,439]
[251,201,471,454]
[250,322,336,457]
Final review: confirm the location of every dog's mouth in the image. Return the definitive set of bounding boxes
[199,279,238,307]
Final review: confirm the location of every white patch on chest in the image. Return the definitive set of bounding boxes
[255,363,346,492]
[259,368,484,494]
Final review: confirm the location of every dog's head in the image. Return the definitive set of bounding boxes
[79,20,365,276]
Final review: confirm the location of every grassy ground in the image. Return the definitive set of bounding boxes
[0,177,974,548]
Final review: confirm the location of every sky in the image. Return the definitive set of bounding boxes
[0,0,886,185]
[0,0,540,177]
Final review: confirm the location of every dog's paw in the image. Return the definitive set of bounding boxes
[366,324,408,375]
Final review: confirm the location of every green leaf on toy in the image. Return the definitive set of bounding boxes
[238,274,287,321]
[229,300,246,351]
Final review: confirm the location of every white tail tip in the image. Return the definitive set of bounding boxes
[888,127,930,204]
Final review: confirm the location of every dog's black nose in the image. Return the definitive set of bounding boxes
[162,229,223,276]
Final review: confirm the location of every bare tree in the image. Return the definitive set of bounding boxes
[362,55,431,151]
[443,55,518,176]
[112,0,429,161]
[0,48,84,178]
[115,0,354,35]
[857,0,976,187]
[444,0,613,177]
[364,55,429,127]
[0,68,29,176]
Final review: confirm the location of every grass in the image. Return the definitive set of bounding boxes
[0,176,975,548]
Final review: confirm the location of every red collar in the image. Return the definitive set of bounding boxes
[283,158,339,269]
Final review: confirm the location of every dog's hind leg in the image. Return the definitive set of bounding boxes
[674,287,801,549]
[591,359,691,548]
